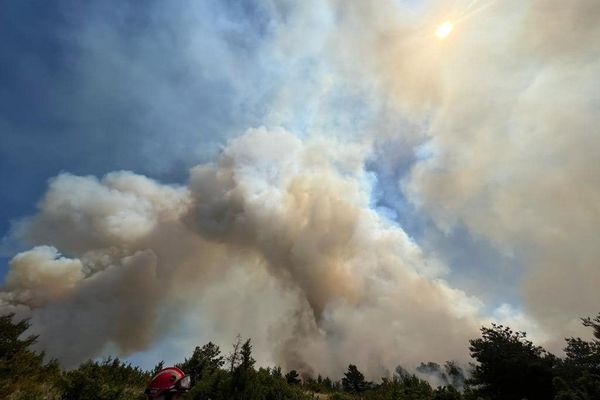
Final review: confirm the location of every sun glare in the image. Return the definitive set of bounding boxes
[435,21,454,39]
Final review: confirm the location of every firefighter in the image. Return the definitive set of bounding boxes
[145,366,191,400]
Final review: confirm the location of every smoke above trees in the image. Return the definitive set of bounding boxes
[1,0,600,379]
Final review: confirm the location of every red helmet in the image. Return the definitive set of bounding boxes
[145,367,191,398]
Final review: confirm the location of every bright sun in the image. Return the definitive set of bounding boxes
[436,21,454,39]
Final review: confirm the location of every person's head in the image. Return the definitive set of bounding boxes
[145,367,190,400]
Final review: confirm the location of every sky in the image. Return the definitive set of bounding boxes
[1,0,599,377]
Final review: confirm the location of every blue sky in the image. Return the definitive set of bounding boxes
[1,0,268,265]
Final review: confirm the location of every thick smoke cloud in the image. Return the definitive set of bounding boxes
[399,0,600,343]
[3,246,83,309]
[1,128,482,376]
[270,0,600,345]
[1,0,599,377]
[332,0,600,343]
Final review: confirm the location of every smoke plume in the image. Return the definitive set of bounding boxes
[2,128,482,376]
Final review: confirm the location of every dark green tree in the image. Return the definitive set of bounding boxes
[227,335,243,372]
[395,367,434,400]
[285,370,301,385]
[0,313,61,399]
[186,368,230,400]
[303,374,335,393]
[554,313,600,399]
[61,357,148,400]
[230,338,259,400]
[240,339,255,371]
[271,366,283,379]
[432,385,462,400]
[184,337,312,400]
[177,342,224,385]
[149,361,164,377]
[468,323,557,400]
[377,370,433,400]
[443,361,466,389]
[341,364,369,394]
[564,313,600,377]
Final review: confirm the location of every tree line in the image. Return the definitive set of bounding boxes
[0,312,599,400]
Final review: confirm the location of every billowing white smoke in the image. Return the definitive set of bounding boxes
[1,128,482,376]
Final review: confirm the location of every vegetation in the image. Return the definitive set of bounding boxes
[0,312,599,399]
[467,324,558,400]
[0,314,61,400]
[60,358,148,400]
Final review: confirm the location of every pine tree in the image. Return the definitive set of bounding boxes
[0,313,61,398]
[178,342,224,385]
[285,370,301,385]
[342,364,369,393]
[468,323,557,400]
[240,339,255,371]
